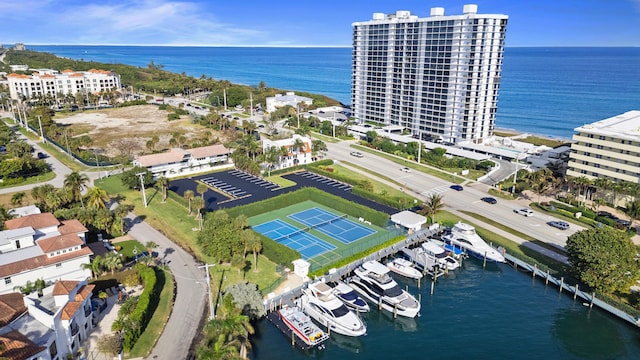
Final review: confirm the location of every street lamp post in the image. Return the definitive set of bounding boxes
[198,264,216,320]
[511,155,521,194]
[135,172,148,207]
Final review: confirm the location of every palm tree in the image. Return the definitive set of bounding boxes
[418,194,444,223]
[64,171,89,207]
[0,205,15,228]
[184,190,195,215]
[192,197,205,229]
[103,252,123,275]
[114,204,133,235]
[197,182,208,199]
[156,177,169,203]
[573,176,593,206]
[245,234,262,272]
[86,186,110,209]
[291,138,305,164]
[81,255,104,279]
[145,241,158,259]
[263,146,280,176]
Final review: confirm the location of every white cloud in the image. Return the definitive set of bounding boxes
[4,0,269,45]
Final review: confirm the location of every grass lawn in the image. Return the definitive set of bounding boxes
[310,132,340,143]
[264,175,297,188]
[114,240,147,260]
[128,267,175,358]
[350,144,467,183]
[329,163,415,201]
[96,174,284,292]
[0,171,56,190]
[209,255,283,298]
[38,141,89,172]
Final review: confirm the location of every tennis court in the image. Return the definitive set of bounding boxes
[288,207,376,244]
[252,219,336,260]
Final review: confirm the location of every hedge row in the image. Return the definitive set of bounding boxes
[226,187,389,227]
[550,200,596,219]
[258,233,300,268]
[122,265,159,352]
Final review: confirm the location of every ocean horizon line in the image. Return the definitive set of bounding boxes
[18,44,640,49]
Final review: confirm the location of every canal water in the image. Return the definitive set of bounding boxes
[251,259,640,359]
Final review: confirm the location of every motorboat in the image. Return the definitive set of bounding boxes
[349,260,421,318]
[386,258,423,279]
[421,240,460,270]
[326,280,370,313]
[400,246,440,273]
[441,222,505,263]
[299,282,367,337]
[430,237,466,259]
[278,305,330,347]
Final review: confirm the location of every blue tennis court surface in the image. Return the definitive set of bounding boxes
[252,219,336,260]
[289,207,376,244]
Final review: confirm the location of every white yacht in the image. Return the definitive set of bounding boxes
[441,222,505,263]
[326,280,370,313]
[278,305,329,348]
[400,246,440,273]
[349,260,421,318]
[299,282,367,337]
[386,258,423,279]
[421,240,460,270]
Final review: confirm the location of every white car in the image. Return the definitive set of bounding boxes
[350,151,364,158]
[400,167,412,173]
[514,208,534,217]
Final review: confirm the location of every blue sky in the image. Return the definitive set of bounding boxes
[2,0,639,47]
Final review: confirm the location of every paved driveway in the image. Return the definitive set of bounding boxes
[125,213,208,360]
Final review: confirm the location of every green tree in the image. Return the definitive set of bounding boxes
[103,252,123,275]
[566,227,639,293]
[121,167,153,190]
[10,191,26,206]
[223,282,266,320]
[156,176,169,203]
[85,186,109,209]
[184,190,195,215]
[245,235,262,272]
[418,194,445,223]
[64,171,89,207]
[81,255,104,279]
[197,182,209,199]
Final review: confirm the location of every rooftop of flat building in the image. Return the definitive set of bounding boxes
[574,110,640,140]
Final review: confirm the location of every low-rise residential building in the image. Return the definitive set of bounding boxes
[7,68,121,101]
[262,134,313,170]
[0,213,92,295]
[567,110,640,183]
[133,144,232,178]
[265,92,312,113]
[0,279,95,360]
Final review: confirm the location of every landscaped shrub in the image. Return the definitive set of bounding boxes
[121,265,160,352]
[259,234,300,267]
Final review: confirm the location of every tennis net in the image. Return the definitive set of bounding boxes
[308,214,348,231]
[273,226,310,242]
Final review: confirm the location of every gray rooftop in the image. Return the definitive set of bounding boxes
[574,110,640,141]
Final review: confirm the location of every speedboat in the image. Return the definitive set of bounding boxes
[299,282,367,337]
[326,280,370,313]
[386,258,423,279]
[349,260,421,318]
[441,222,505,263]
[421,240,460,270]
[278,305,330,347]
[400,246,440,273]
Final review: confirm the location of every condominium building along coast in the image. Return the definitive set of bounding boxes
[351,4,508,144]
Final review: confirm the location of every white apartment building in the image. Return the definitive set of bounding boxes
[262,134,313,169]
[567,110,640,183]
[265,92,313,113]
[7,68,121,101]
[351,4,508,144]
[0,213,92,295]
[0,279,95,360]
[134,144,232,179]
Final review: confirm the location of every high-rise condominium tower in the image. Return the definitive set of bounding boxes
[351,4,508,144]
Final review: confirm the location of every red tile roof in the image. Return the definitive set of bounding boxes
[4,213,59,231]
[75,284,95,302]
[0,330,46,360]
[188,144,230,159]
[0,293,27,327]
[37,233,84,253]
[59,219,88,234]
[52,280,80,296]
[60,301,82,320]
[0,247,93,278]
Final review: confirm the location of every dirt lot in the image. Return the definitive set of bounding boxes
[53,105,220,157]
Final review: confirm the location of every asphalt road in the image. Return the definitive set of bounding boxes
[126,213,208,360]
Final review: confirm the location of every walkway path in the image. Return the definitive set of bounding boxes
[125,213,208,360]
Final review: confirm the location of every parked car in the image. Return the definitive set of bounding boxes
[400,167,412,173]
[350,151,364,158]
[513,208,534,217]
[36,152,47,159]
[547,220,570,230]
[481,197,497,204]
[450,184,464,191]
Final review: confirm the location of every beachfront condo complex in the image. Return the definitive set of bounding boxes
[351,4,508,144]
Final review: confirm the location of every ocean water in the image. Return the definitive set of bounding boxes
[251,259,640,360]
[29,45,640,139]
